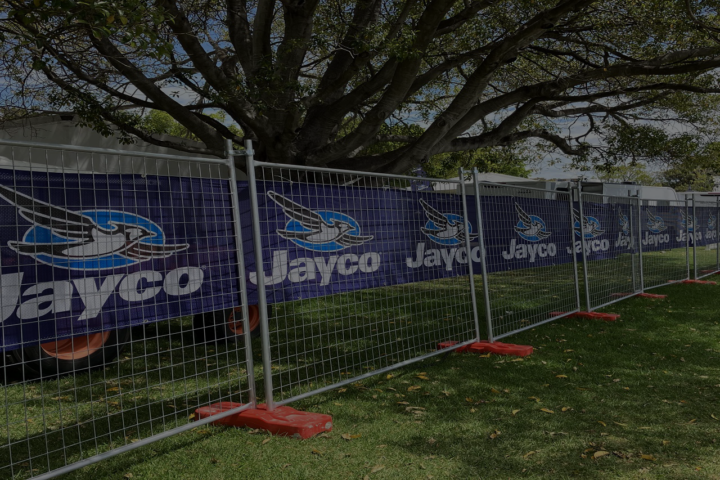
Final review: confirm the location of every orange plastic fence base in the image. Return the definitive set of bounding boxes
[194,402,332,439]
[438,340,533,357]
[550,311,620,322]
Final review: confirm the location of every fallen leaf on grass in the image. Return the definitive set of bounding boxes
[341,433,361,441]
[613,422,627,427]
[641,454,656,461]
[370,465,385,473]
[556,375,568,379]
[479,353,491,358]
[470,408,476,413]
[416,375,429,381]
[386,374,394,380]
[512,409,521,416]
[311,449,323,456]
[711,414,719,421]
[687,419,697,424]
[540,408,554,414]
[338,388,347,393]
[334,403,343,406]
[262,438,271,445]
[123,474,133,479]
[408,386,421,392]
[490,388,500,394]
[397,401,409,405]
[523,451,536,459]
[489,430,501,439]
[598,421,606,427]
[594,451,610,459]
[561,407,571,412]
[528,396,540,402]
[188,414,195,420]
[662,440,670,446]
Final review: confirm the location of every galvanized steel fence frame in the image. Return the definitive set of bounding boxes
[471,176,581,341]
[688,195,720,280]
[0,135,711,477]
[0,138,258,479]
[640,197,692,290]
[243,156,481,409]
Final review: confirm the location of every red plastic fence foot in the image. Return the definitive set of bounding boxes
[637,293,667,299]
[194,402,333,439]
[553,311,620,322]
[610,293,634,298]
[699,269,720,275]
[438,340,533,356]
[681,279,717,285]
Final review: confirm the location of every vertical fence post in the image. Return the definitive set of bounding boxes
[244,140,276,411]
[636,196,644,293]
[471,168,494,343]
[717,197,719,273]
[629,192,637,293]
[692,195,697,279]
[576,182,592,311]
[569,185,582,311]
[686,197,691,280]
[458,168,482,342]
[225,139,257,407]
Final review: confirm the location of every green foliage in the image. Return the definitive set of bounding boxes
[423,147,534,179]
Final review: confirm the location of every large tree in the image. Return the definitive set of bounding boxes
[2,0,720,174]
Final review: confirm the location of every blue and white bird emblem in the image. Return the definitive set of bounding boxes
[268,191,373,252]
[513,203,551,241]
[573,208,604,238]
[708,215,716,231]
[618,208,630,236]
[681,210,695,232]
[646,209,667,233]
[0,185,189,270]
[419,199,477,245]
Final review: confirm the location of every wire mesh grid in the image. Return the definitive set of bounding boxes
[473,182,580,340]
[640,199,691,289]
[579,192,641,311]
[0,142,254,478]
[248,163,478,406]
[691,198,720,279]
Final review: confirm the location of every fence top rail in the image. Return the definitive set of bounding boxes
[581,190,642,202]
[247,159,462,184]
[0,138,241,164]
[474,179,566,196]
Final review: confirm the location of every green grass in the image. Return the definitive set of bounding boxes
[24,280,720,480]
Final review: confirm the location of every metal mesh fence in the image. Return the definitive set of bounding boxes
[473,180,580,340]
[0,140,255,478]
[246,162,479,407]
[688,198,719,279]
[640,199,690,289]
[579,192,641,311]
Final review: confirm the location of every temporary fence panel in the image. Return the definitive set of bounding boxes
[639,198,691,289]
[578,192,641,311]
[471,179,580,341]
[0,140,256,479]
[691,197,720,279]
[244,161,479,407]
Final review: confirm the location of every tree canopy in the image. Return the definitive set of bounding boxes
[2,0,720,174]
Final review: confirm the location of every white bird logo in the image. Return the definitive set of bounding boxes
[0,185,189,264]
[618,208,630,236]
[646,209,667,233]
[681,210,695,231]
[708,215,717,230]
[573,208,604,238]
[268,191,373,248]
[419,199,477,243]
[514,203,551,240]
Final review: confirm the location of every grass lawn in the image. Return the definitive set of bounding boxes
[58,280,720,480]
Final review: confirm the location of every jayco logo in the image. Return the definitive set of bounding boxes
[502,203,557,262]
[0,185,189,270]
[407,199,479,271]
[677,211,702,242]
[614,208,632,249]
[249,192,379,286]
[705,214,717,242]
[567,208,609,254]
[642,209,670,247]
